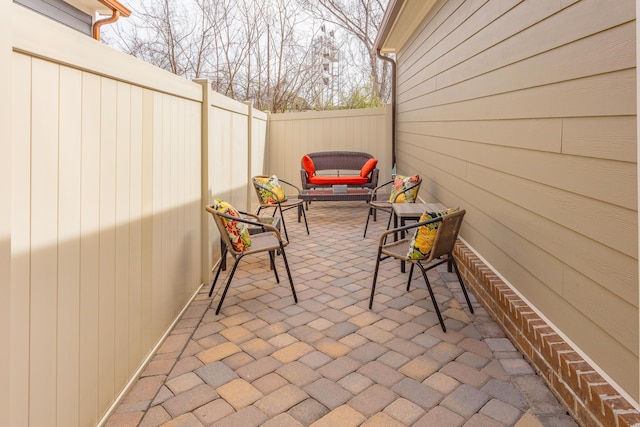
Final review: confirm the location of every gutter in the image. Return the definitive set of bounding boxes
[376,50,397,168]
[92,0,131,41]
[375,0,403,171]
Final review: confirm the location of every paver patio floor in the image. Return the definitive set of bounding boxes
[106,201,577,427]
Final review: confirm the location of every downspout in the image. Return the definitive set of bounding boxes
[92,9,120,41]
[376,49,397,169]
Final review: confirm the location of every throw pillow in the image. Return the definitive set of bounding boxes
[255,175,287,203]
[359,158,378,178]
[389,175,420,203]
[212,198,251,252]
[302,155,315,177]
[406,208,459,260]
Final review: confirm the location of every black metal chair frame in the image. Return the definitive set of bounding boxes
[369,209,473,332]
[252,176,309,241]
[363,177,422,238]
[206,205,297,315]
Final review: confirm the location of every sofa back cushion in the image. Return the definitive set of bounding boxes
[359,158,378,177]
[302,155,315,177]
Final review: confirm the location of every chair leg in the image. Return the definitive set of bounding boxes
[363,207,373,238]
[406,263,415,291]
[368,247,383,309]
[278,204,290,242]
[386,210,394,230]
[209,246,228,297]
[451,256,474,313]
[279,243,297,303]
[216,254,244,315]
[416,262,446,332]
[300,204,309,235]
[269,250,280,283]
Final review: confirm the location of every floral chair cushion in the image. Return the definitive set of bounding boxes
[389,175,420,203]
[255,175,288,203]
[212,198,251,252]
[406,208,459,260]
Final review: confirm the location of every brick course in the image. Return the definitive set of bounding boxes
[454,242,640,427]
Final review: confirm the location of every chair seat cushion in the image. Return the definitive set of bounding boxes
[406,208,459,260]
[212,199,251,252]
[307,176,369,185]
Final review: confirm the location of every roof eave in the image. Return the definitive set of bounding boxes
[375,0,438,54]
[63,0,131,18]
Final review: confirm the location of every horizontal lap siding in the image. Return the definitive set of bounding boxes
[395,0,638,399]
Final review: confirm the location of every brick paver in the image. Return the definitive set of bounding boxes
[105,202,578,427]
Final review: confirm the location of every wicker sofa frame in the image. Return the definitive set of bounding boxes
[300,151,379,190]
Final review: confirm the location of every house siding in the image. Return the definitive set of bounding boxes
[394,0,638,401]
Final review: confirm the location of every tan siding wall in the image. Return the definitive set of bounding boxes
[268,107,394,186]
[394,0,638,399]
[9,5,203,426]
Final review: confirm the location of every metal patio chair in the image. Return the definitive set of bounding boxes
[369,209,473,332]
[252,175,309,241]
[206,202,297,314]
[363,175,422,237]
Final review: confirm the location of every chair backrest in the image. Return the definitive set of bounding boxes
[252,176,268,204]
[252,175,287,205]
[390,175,422,203]
[206,204,248,256]
[427,209,466,261]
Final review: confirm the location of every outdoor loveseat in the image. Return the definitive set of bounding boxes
[300,151,379,190]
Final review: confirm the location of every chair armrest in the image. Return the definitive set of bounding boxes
[371,179,394,200]
[378,215,443,246]
[300,169,309,189]
[216,211,285,241]
[237,210,260,221]
[277,177,302,194]
[370,168,379,187]
[390,179,422,203]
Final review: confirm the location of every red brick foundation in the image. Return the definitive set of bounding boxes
[454,242,640,427]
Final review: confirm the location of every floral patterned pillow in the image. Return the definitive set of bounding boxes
[389,175,420,203]
[406,208,459,260]
[212,198,251,252]
[255,175,288,204]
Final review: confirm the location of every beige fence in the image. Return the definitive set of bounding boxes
[8,5,203,427]
[5,6,395,426]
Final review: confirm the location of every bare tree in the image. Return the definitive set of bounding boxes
[298,0,391,103]
[103,0,377,111]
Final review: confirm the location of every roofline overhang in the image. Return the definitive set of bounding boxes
[375,0,438,54]
[63,0,131,18]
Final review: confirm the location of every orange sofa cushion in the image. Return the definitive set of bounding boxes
[359,158,378,177]
[307,176,369,185]
[302,155,315,177]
